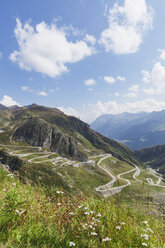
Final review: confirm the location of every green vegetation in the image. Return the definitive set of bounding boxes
[0,167,164,248]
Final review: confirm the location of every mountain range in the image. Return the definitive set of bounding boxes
[91,110,165,150]
[0,103,138,165]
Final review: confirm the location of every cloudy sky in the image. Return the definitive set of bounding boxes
[1,0,165,123]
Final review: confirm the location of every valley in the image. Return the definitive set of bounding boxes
[0,104,165,247]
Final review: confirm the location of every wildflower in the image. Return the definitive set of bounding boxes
[84,212,89,215]
[92,217,95,220]
[15,209,25,216]
[12,183,16,186]
[61,191,64,194]
[116,226,121,230]
[146,228,154,234]
[142,221,148,225]
[78,205,83,208]
[84,207,88,210]
[7,174,13,177]
[141,234,149,240]
[142,243,148,247]
[69,241,75,246]
[102,237,111,242]
[90,211,95,214]
[82,224,87,229]
[121,222,125,225]
[69,212,74,215]
[96,213,101,217]
[56,191,61,194]
[3,188,6,192]
[89,225,93,229]
[57,203,61,206]
[91,232,97,236]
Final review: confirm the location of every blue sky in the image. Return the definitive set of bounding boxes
[1,0,165,123]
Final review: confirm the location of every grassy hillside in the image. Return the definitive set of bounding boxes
[0,104,139,165]
[135,144,165,178]
[0,166,164,248]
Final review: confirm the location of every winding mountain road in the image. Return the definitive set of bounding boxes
[95,154,165,197]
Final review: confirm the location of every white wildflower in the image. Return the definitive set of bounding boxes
[84,207,88,210]
[84,212,89,215]
[56,191,61,194]
[15,209,25,216]
[12,183,16,186]
[3,188,6,192]
[116,226,121,230]
[142,243,148,247]
[96,213,101,217]
[78,205,83,208]
[102,237,111,242]
[91,232,97,236]
[7,174,13,177]
[57,203,61,206]
[69,212,74,215]
[142,221,148,225]
[141,234,149,240]
[121,222,125,225]
[146,228,154,234]
[69,241,75,246]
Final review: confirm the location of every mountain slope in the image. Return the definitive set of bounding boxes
[0,104,139,165]
[135,144,165,178]
[91,110,165,150]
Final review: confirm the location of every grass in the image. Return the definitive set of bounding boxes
[0,166,164,248]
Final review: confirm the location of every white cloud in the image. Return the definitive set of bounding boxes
[129,84,139,92]
[151,62,165,92]
[0,52,3,59]
[104,76,116,84]
[58,106,80,118]
[124,92,137,98]
[10,19,96,78]
[49,89,55,93]
[85,78,96,86]
[88,88,94,92]
[143,87,155,95]
[37,91,48,96]
[124,84,139,98]
[0,95,20,107]
[142,62,165,95]
[21,86,29,91]
[115,92,120,97]
[99,0,153,54]
[84,34,96,46]
[141,70,150,83]
[117,76,125,81]
[159,49,165,60]
[85,98,165,122]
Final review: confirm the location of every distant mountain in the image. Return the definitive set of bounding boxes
[91,110,165,150]
[135,144,165,178]
[0,104,138,165]
[0,104,8,110]
[0,104,19,111]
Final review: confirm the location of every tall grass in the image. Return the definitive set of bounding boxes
[0,167,164,248]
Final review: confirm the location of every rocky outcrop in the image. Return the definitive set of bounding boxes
[12,117,88,162]
[0,150,23,171]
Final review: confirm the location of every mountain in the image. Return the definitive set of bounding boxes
[0,104,19,111]
[91,110,165,150]
[135,144,165,178]
[0,104,138,165]
[0,104,8,110]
